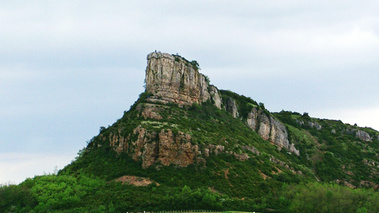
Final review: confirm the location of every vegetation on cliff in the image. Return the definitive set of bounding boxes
[2,90,378,212]
[1,52,378,212]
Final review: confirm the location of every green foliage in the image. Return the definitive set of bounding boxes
[275,110,379,186]
[173,53,181,62]
[302,112,310,120]
[190,60,200,71]
[204,74,210,84]
[0,174,106,212]
[172,54,201,71]
[280,182,379,213]
[2,85,378,212]
[315,152,344,182]
[2,175,378,212]
[0,174,261,212]
[219,90,260,118]
[274,110,301,128]
[0,183,37,212]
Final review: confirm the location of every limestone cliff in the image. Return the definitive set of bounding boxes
[108,51,302,168]
[58,51,379,204]
[107,51,301,171]
[223,98,299,155]
[246,108,299,155]
[145,51,221,108]
[225,97,239,118]
[106,127,199,169]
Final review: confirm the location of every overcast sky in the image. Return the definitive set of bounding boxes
[1,1,378,184]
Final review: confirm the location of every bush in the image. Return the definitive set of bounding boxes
[281,182,379,213]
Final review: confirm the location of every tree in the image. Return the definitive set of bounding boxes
[190,60,200,70]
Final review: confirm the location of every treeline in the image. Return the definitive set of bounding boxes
[1,173,378,212]
[279,182,379,212]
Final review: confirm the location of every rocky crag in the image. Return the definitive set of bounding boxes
[64,51,378,192]
[145,52,220,107]
[142,52,299,162]
[107,52,301,169]
[4,51,378,213]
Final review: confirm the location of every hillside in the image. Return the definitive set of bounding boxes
[1,52,378,212]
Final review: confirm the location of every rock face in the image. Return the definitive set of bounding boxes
[145,51,221,107]
[296,120,322,130]
[343,128,373,142]
[108,126,200,169]
[355,130,372,142]
[134,127,199,169]
[308,121,322,130]
[209,85,222,109]
[107,51,300,169]
[225,97,239,118]
[107,125,239,169]
[247,108,299,155]
[247,108,259,131]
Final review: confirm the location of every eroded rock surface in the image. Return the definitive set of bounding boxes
[127,126,199,169]
[355,130,372,142]
[115,176,159,186]
[106,51,301,169]
[210,85,222,109]
[225,97,239,118]
[145,52,221,107]
[247,108,299,155]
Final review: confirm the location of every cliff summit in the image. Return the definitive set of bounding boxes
[70,51,378,188]
[143,51,298,156]
[145,51,221,107]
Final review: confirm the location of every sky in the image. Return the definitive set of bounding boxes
[1,1,378,184]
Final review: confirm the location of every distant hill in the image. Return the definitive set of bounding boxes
[1,51,378,212]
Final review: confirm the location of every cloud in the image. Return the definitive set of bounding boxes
[0,153,76,185]
[312,107,379,131]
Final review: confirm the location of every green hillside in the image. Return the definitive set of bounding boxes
[1,53,378,212]
[2,90,378,212]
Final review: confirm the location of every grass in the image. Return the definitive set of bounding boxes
[286,124,317,145]
[147,211,256,213]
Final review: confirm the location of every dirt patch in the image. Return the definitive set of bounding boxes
[272,167,283,175]
[207,187,225,196]
[259,170,269,180]
[224,169,230,179]
[115,176,159,186]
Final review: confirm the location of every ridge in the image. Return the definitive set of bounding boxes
[2,51,378,212]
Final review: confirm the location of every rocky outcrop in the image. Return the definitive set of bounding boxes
[209,85,222,109]
[355,130,372,142]
[115,176,159,186]
[246,108,259,131]
[157,129,198,167]
[138,103,164,120]
[108,124,261,168]
[145,51,221,107]
[308,121,322,130]
[296,120,322,130]
[109,132,129,154]
[225,97,239,118]
[257,112,271,140]
[205,144,225,156]
[127,126,199,169]
[108,51,299,168]
[242,145,260,155]
[247,108,299,155]
[344,128,372,142]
